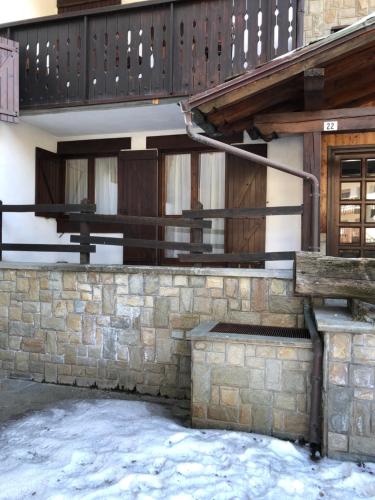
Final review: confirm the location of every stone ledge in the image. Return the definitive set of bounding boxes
[187,321,312,347]
[0,262,293,280]
[314,306,375,335]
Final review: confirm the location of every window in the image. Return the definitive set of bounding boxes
[328,150,375,258]
[162,151,225,258]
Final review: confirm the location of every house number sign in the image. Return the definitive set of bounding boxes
[323,120,338,131]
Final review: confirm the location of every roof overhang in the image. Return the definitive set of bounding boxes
[185,13,375,136]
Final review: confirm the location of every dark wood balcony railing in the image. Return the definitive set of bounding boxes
[0,0,303,110]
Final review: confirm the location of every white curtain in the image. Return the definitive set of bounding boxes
[165,154,191,257]
[65,159,88,204]
[199,152,225,253]
[95,157,118,214]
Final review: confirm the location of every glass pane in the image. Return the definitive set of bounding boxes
[341,159,361,177]
[366,205,375,223]
[340,205,360,223]
[366,182,375,200]
[340,182,360,200]
[165,154,191,215]
[365,228,375,244]
[199,152,225,254]
[339,227,360,244]
[65,159,88,204]
[164,227,190,258]
[95,157,118,214]
[339,249,360,258]
[367,159,375,177]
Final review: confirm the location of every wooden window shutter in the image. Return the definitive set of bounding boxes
[35,148,64,217]
[226,145,267,262]
[0,37,19,124]
[118,149,158,265]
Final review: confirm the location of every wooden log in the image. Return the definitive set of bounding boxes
[179,251,295,263]
[294,252,375,303]
[0,244,95,253]
[70,235,212,253]
[0,203,96,213]
[68,213,212,229]
[183,205,303,219]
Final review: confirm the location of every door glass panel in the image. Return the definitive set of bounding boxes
[366,182,375,200]
[199,152,225,254]
[340,182,360,200]
[165,154,191,257]
[367,159,375,177]
[340,159,361,177]
[340,205,360,223]
[95,157,118,214]
[65,159,88,204]
[339,227,360,244]
[366,205,375,223]
[365,228,375,244]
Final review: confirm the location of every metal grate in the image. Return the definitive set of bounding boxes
[210,322,310,339]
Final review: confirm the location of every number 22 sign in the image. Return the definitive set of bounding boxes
[323,121,338,131]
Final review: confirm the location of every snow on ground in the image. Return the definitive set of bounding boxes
[0,400,374,500]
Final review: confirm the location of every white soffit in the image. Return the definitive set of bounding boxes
[21,100,185,136]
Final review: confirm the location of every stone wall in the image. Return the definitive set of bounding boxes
[304,0,373,44]
[189,323,313,441]
[316,306,375,462]
[0,264,301,399]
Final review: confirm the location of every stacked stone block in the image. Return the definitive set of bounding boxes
[324,329,375,461]
[0,265,301,400]
[190,331,313,441]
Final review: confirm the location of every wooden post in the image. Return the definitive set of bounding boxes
[79,198,90,265]
[0,200,2,262]
[302,132,321,251]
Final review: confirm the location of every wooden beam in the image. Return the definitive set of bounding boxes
[0,244,96,253]
[304,68,325,111]
[253,107,375,135]
[0,204,96,213]
[302,133,321,251]
[294,252,375,303]
[68,213,212,229]
[70,235,212,253]
[179,251,295,263]
[183,206,303,219]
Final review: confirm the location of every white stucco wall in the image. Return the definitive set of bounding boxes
[0,118,303,268]
[0,0,57,24]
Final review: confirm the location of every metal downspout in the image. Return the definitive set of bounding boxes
[181,105,320,252]
[304,302,323,459]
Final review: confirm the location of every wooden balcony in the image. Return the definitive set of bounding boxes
[0,0,303,110]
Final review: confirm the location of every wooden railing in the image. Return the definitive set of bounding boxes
[0,0,302,110]
[0,202,302,265]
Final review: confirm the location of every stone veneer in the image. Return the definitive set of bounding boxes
[304,0,374,44]
[316,306,375,462]
[0,263,302,399]
[189,322,313,441]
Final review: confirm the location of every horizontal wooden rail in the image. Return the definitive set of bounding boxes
[0,244,96,253]
[68,213,211,229]
[178,251,296,263]
[183,205,303,219]
[71,235,212,252]
[0,203,96,213]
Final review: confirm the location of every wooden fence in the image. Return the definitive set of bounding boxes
[0,201,302,265]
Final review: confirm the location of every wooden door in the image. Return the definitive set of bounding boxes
[118,149,158,265]
[225,145,267,261]
[328,148,375,258]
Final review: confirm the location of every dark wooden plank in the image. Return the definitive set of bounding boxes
[68,213,212,228]
[0,204,96,213]
[183,205,303,219]
[302,132,321,251]
[70,234,212,252]
[294,251,375,303]
[0,244,96,253]
[146,132,243,150]
[179,251,296,263]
